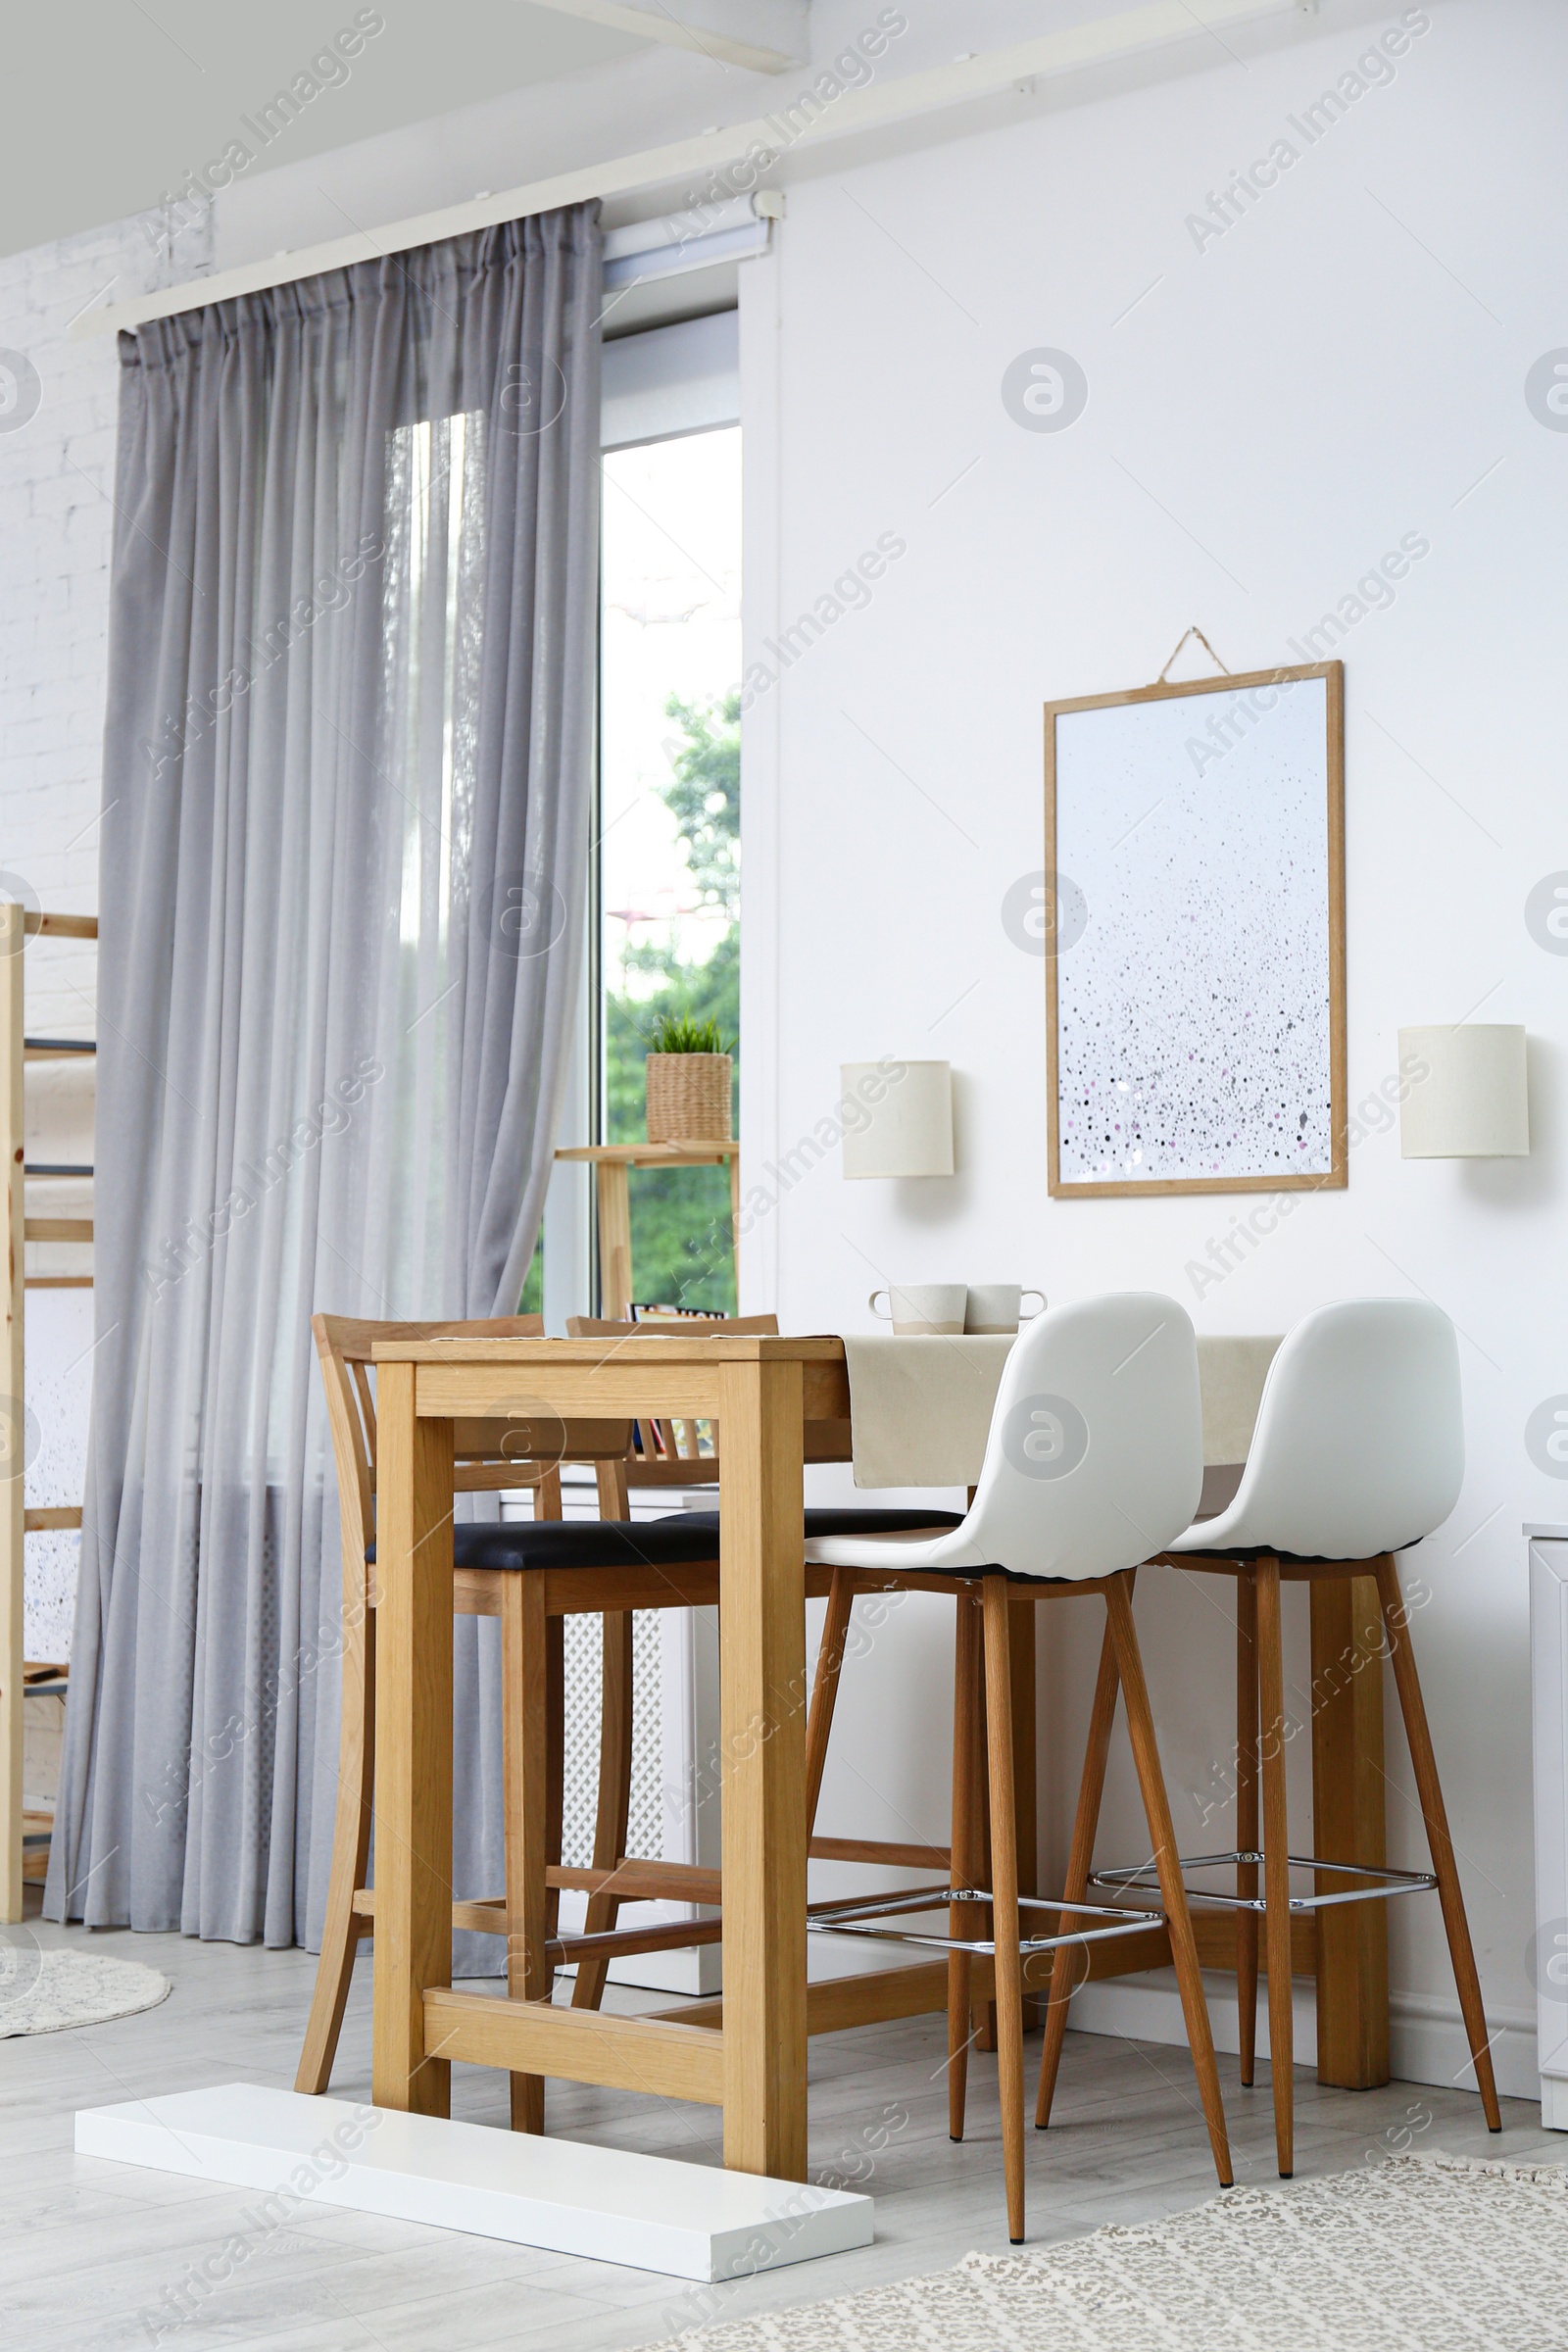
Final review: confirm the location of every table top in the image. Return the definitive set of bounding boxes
[371,1331,849,1362]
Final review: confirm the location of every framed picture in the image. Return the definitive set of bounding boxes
[1044,661,1345,1199]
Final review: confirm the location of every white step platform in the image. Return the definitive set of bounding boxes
[74,2084,872,2282]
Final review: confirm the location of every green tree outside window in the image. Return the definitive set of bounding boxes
[605,688,740,1312]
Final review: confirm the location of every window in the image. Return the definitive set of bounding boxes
[598,416,741,1311]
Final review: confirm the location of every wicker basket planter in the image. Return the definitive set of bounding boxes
[646,1052,732,1144]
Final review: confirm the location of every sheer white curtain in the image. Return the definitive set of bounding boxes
[47,207,602,1945]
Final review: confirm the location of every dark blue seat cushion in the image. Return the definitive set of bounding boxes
[367,1518,722,1572]
[660,1508,964,1539]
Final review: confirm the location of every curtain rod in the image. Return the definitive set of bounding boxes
[75,0,1296,340]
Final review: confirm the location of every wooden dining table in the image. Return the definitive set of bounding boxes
[368,1329,1393,2182]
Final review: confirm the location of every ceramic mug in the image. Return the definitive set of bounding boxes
[868,1283,967,1336]
[963,1284,1047,1335]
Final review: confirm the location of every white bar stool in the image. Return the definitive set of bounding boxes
[802,1292,1233,2243]
[1057,1298,1501,2177]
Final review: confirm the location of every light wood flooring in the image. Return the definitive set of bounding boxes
[1,1895,1556,2350]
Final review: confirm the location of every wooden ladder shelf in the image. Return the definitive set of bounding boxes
[2,902,97,1920]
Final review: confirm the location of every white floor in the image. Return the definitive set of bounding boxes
[2,1895,1558,2351]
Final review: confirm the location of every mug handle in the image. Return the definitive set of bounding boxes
[1019,1290,1047,1320]
[868,1289,894,1320]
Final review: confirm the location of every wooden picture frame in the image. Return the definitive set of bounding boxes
[1044,661,1345,1200]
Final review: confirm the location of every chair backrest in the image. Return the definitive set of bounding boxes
[1191,1298,1462,1558]
[567,1315,780,1337]
[313,1314,547,1601]
[566,1313,779,1481]
[941,1293,1202,1582]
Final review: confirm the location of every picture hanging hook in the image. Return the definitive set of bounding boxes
[1155,625,1232,684]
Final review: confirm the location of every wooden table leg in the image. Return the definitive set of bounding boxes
[718,1357,808,2180]
[371,1364,455,2118]
[1036,1606,1120,2130]
[502,1575,550,2131]
[1255,1558,1295,2177]
[1236,1570,1260,2090]
[1309,1573,1390,2091]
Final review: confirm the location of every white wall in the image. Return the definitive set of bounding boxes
[741,0,1566,2095]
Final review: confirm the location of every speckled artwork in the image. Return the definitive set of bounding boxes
[1052,674,1335,1190]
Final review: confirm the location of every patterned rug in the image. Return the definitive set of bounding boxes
[0,1938,171,2037]
[661,2155,1568,2350]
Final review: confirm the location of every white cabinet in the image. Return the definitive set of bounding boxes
[1530,1528,1568,2127]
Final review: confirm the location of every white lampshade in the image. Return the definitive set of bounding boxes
[1398,1025,1529,1158]
[841,1059,954,1179]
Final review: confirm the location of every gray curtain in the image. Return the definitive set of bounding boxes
[45,205,602,1946]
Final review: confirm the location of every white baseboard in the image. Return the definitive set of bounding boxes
[1067,1971,1541,2104]
[77,2086,871,2283]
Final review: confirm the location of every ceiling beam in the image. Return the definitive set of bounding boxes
[526,0,809,74]
[77,0,1299,340]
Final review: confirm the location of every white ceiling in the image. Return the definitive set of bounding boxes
[0,2,648,259]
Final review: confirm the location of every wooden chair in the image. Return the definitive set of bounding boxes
[553,1312,773,2004]
[1064,1298,1501,2179]
[561,1312,961,2007]
[564,1311,780,1516]
[296,1312,735,2128]
[801,1294,1234,2243]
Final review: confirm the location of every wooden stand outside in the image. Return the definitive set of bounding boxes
[554,1143,740,1321]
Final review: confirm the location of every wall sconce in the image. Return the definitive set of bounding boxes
[1398,1025,1529,1158]
[841,1059,954,1178]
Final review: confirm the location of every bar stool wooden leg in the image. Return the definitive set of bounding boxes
[571,1609,635,2011]
[295,1592,374,2094]
[973,1646,999,2058]
[982,1577,1027,2243]
[1105,1573,1233,2189]
[502,1576,552,2132]
[1372,1553,1502,2132]
[949,1585,985,2141]
[804,1569,857,1830]
[1236,1568,1260,2091]
[1035,1607,1121,2132]
[1255,1556,1295,2176]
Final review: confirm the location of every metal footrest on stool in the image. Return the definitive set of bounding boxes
[1091,1850,1438,1915]
[807,1884,1163,1957]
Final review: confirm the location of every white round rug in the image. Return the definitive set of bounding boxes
[0,1938,171,2037]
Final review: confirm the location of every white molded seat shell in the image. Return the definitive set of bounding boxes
[805,1293,1202,1583]
[1166,1298,1462,1561]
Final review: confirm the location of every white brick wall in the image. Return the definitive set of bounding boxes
[0,202,213,1691]
[0,203,213,978]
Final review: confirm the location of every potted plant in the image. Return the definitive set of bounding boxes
[644,1011,734,1143]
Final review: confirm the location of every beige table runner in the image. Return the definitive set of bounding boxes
[842,1331,1283,1488]
[842,1336,1014,1489]
[1198,1335,1282,1465]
